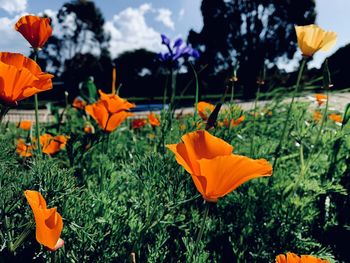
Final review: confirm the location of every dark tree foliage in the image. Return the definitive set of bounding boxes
[188,0,316,98]
[325,44,350,89]
[113,49,166,98]
[36,0,112,101]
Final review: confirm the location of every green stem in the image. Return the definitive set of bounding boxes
[250,84,261,157]
[272,58,307,169]
[170,69,177,112]
[32,51,42,156]
[230,82,235,103]
[189,62,199,121]
[34,94,42,155]
[192,202,210,258]
[162,74,169,110]
[300,89,330,178]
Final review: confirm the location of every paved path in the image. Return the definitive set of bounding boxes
[3,92,350,123]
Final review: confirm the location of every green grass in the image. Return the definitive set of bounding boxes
[1,95,349,262]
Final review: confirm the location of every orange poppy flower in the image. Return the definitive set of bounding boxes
[313,111,322,122]
[223,115,245,128]
[84,123,95,134]
[0,52,53,105]
[167,130,272,202]
[328,113,342,124]
[276,252,329,263]
[19,120,32,131]
[98,90,135,113]
[148,113,160,127]
[197,101,215,120]
[315,94,327,106]
[72,97,86,110]
[86,91,134,132]
[24,190,63,251]
[15,15,52,50]
[295,24,337,57]
[16,139,33,157]
[132,119,147,129]
[40,134,68,155]
[86,100,134,133]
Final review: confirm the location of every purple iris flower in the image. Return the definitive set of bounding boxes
[161,34,170,46]
[158,34,200,68]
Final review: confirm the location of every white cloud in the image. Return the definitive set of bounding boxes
[155,8,175,30]
[178,9,185,21]
[0,0,27,14]
[105,3,163,58]
[0,15,30,55]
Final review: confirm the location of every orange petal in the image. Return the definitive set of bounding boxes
[86,101,109,130]
[286,252,301,263]
[166,143,194,175]
[300,255,329,263]
[105,111,133,132]
[197,101,215,120]
[275,254,287,263]
[98,90,135,113]
[0,53,53,104]
[181,130,233,175]
[198,155,272,201]
[15,15,52,49]
[24,190,63,250]
[24,190,47,210]
[295,25,337,57]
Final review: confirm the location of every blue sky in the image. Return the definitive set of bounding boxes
[0,0,349,71]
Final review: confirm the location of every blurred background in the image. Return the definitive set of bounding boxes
[0,0,349,105]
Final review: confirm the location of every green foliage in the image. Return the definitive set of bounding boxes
[1,94,349,262]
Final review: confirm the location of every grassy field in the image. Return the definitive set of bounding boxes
[1,86,350,262]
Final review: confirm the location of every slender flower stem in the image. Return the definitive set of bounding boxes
[272,57,307,169]
[170,69,177,112]
[0,105,9,125]
[32,51,42,155]
[230,81,235,103]
[192,201,210,258]
[189,62,199,120]
[250,84,261,157]
[306,89,329,167]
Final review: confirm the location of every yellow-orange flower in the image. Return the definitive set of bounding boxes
[313,111,322,122]
[276,252,329,263]
[315,94,327,106]
[167,130,272,202]
[197,101,215,120]
[295,24,337,57]
[84,123,94,134]
[223,115,245,128]
[132,119,147,129]
[16,139,33,157]
[148,113,160,127]
[329,113,342,124]
[40,134,68,155]
[0,52,53,105]
[24,190,63,251]
[19,120,32,131]
[15,15,52,49]
[86,90,134,132]
[72,97,86,110]
[98,90,135,113]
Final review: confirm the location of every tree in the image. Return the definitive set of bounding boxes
[35,0,112,100]
[188,0,316,98]
[113,49,166,98]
